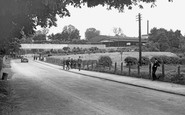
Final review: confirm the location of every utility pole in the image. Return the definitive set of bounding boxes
[147,20,149,35]
[136,13,142,66]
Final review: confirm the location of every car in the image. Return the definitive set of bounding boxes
[21,57,29,63]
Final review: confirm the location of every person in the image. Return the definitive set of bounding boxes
[70,58,74,69]
[66,57,71,70]
[62,58,66,70]
[152,58,160,80]
[77,56,82,71]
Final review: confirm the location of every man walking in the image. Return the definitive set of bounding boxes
[152,58,160,80]
[66,57,71,70]
[77,56,82,71]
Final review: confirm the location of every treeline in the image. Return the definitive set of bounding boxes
[143,28,185,52]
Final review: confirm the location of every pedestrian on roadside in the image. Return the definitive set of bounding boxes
[73,59,77,69]
[70,58,74,69]
[152,58,160,80]
[66,57,71,70]
[62,58,66,70]
[77,56,82,71]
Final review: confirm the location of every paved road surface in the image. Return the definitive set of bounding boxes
[7,59,185,115]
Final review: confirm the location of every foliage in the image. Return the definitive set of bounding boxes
[150,56,162,63]
[179,58,185,65]
[141,56,150,65]
[143,41,160,51]
[61,25,81,41]
[48,25,81,42]
[148,28,182,51]
[85,28,100,41]
[98,56,112,68]
[63,47,70,52]
[0,0,172,54]
[124,57,138,66]
[89,47,99,53]
[150,56,180,64]
[32,34,46,41]
[113,27,126,37]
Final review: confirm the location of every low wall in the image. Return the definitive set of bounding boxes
[21,44,106,50]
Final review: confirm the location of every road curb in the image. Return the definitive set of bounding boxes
[35,60,185,97]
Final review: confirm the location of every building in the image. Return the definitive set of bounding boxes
[88,35,148,47]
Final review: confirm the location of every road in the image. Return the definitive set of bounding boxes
[7,59,185,115]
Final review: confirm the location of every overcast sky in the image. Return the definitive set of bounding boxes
[45,0,185,39]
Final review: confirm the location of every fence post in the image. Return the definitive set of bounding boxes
[121,62,123,74]
[149,63,152,79]
[114,62,117,74]
[91,61,93,70]
[128,63,131,76]
[87,61,89,70]
[83,61,85,69]
[162,62,165,78]
[178,65,180,77]
[138,64,140,78]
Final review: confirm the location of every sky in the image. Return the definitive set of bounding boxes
[42,0,185,39]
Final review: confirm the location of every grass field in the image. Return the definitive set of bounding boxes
[52,52,177,66]
[46,52,185,84]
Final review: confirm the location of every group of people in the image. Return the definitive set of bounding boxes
[63,56,82,71]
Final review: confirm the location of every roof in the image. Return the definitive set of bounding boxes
[88,35,148,43]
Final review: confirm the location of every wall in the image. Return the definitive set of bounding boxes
[21,44,106,50]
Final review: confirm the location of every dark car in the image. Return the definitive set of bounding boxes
[21,57,29,63]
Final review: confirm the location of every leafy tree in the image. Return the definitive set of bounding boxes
[48,33,63,41]
[0,0,172,54]
[85,28,100,40]
[148,28,182,51]
[61,25,81,41]
[32,34,46,41]
[113,27,126,37]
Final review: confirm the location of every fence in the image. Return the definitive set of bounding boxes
[43,57,185,85]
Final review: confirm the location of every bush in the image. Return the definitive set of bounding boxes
[124,56,138,66]
[141,56,150,65]
[180,58,185,65]
[0,58,2,71]
[169,57,180,64]
[161,56,172,64]
[150,56,163,63]
[151,56,180,64]
[98,56,112,68]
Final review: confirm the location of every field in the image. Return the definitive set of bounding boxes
[46,52,185,84]
[52,52,177,66]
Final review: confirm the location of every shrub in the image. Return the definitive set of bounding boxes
[124,56,138,66]
[180,58,185,65]
[98,56,112,68]
[141,56,150,65]
[150,56,163,63]
[151,56,180,64]
[0,58,2,71]
[161,56,172,64]
[169,57,180,64]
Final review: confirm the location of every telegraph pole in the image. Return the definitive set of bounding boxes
[136,13,142,66]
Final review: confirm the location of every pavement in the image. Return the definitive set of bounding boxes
[35,60,185,97]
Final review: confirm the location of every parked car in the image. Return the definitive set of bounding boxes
[21,57,29,63]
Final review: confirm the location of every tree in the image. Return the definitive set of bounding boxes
[113,27,126,37]
[32,34,46,41]
[148,27,182,51]
[85,28,100,40]
[0,0,172,54]
[61,25,81,42]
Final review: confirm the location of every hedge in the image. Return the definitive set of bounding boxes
[124,56,138,66]
[98,56,112,67]
[150,56,180,64]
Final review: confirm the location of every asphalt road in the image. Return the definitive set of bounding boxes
[7,59,185,115]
